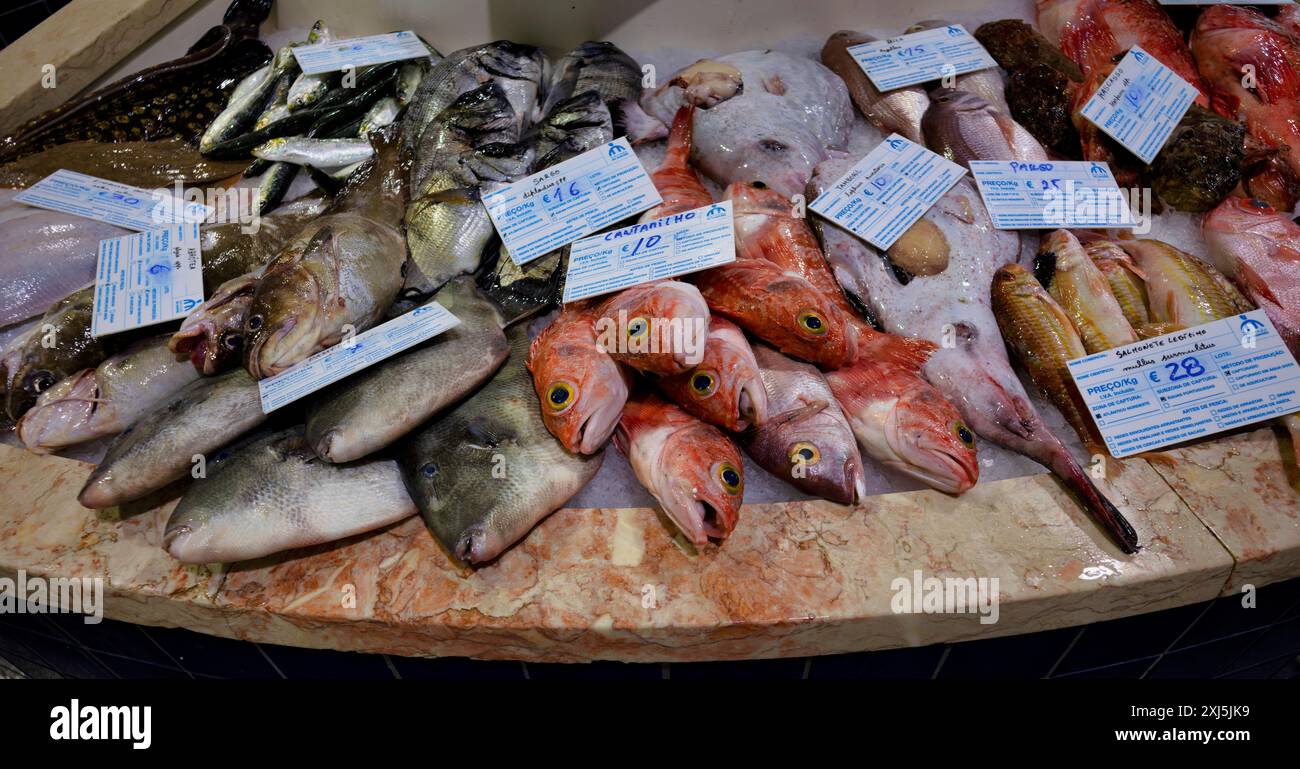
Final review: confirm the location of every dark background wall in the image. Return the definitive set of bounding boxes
[2,576,1298,680]
[0,0,72,51]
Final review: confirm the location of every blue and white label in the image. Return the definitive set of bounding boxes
[482,138,662,266]
[1078,46,1199,165]
[91,224,204,337]
[291,30,431,75]
[846,24,997,92]
[563,201,735,302]
[258,302,461,413]
[968,160,1135,229]
[1067,311,1300,458]
[14,170,210,231]
[809,134,966,251]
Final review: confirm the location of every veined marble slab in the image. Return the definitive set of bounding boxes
[1146,427,1300,597]
[0,443,1237,662]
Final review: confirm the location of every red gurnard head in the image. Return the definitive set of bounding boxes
[527,306,630,454]
[595,280,711,375]
[655,317,768,431]
[615,392,744,545]
[693,260,860,369]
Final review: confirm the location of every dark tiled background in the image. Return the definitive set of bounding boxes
[2,576,1298,680]
[0,0,71,51]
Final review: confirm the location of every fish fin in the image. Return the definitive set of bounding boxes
[302,164,344,196]
[765,400,830,428]
[860,334,936,373]
[662,105,696,169]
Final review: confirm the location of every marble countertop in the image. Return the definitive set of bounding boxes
[1,426,1292,662]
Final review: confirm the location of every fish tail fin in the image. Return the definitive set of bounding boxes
[663,105,696,168]
[860,332,936,373]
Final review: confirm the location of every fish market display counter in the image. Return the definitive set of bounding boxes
[0,0,1297,662]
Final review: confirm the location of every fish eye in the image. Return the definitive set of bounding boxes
[220,332,243,351]
[788,441,821,466]
[716,462,743,495]
[25,371,56,394]
[419,461,438,478]
[689,370,717,397]
[247,314,264,331]
[546,381,576,413]
[759,138,787,153]
[797,310,827,335]
[953,423,976,448]
[626,316,649,339]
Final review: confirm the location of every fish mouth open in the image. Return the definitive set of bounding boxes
[661,480,737,545]
[735,376,769,430]
[15,370,99,454]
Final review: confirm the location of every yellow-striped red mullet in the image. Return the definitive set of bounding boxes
[1085,239,1150,329]
[1036,230,1137,354]
[1117,239,1248,329]
[992,263,1106,457]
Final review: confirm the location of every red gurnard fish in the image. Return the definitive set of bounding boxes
[1203,196,1300,356]
[615,392,745,545]
[641,105,714,218]
[693,259,860,369]
[656,316,768,431]
[594,280,711,375]
[527,304,631,454]
[1037,0,1207,103]
[1192,5,1300,211]
[824,355,979,494]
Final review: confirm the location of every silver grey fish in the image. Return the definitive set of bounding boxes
[163,426,416,564]
[305,277,510,463]
[252,137,373,166]
[359,97,402,135]
[921,88,1048,168]
[285,21,337,110]
[822,30,930,144]
[398,325,604,564]
[78,369,267,509]
[200,43,297,153]
[16,334,199,454]
[533,91,613,169]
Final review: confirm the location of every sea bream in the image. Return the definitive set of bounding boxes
[922,88,1049,168]
[906,20,1010,115]
[630,50,853,197]
[243,127,409,379]
[163,426,417,564]
[810,169,1139,553]
[742,344,865,504]
[615,391,744,545]
[821,30,930,144]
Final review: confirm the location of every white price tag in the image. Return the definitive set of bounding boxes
[291,30,431,75]
[482,138,662,266]
[257,302,461,413]
[808,134,966,251]
[1067,311,1300,457]
[846,24,997,92]
[14,169,210,231]
[91,224,204,337]
[1078,46,1198,164]
[563,201,735,302]
[968,160,1136,229]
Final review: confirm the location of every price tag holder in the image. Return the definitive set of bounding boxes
[1067,311,1300,458]
[1078,46,1198,165]
[968,160,1136,229]
[563,201,735,302]
[846,24,997,92]
[91,223,204,337]
[257,301,461,413]
[808,134,966,251]
[14,169,210,231]
[291,30,431,75]
[482,138,662,266]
